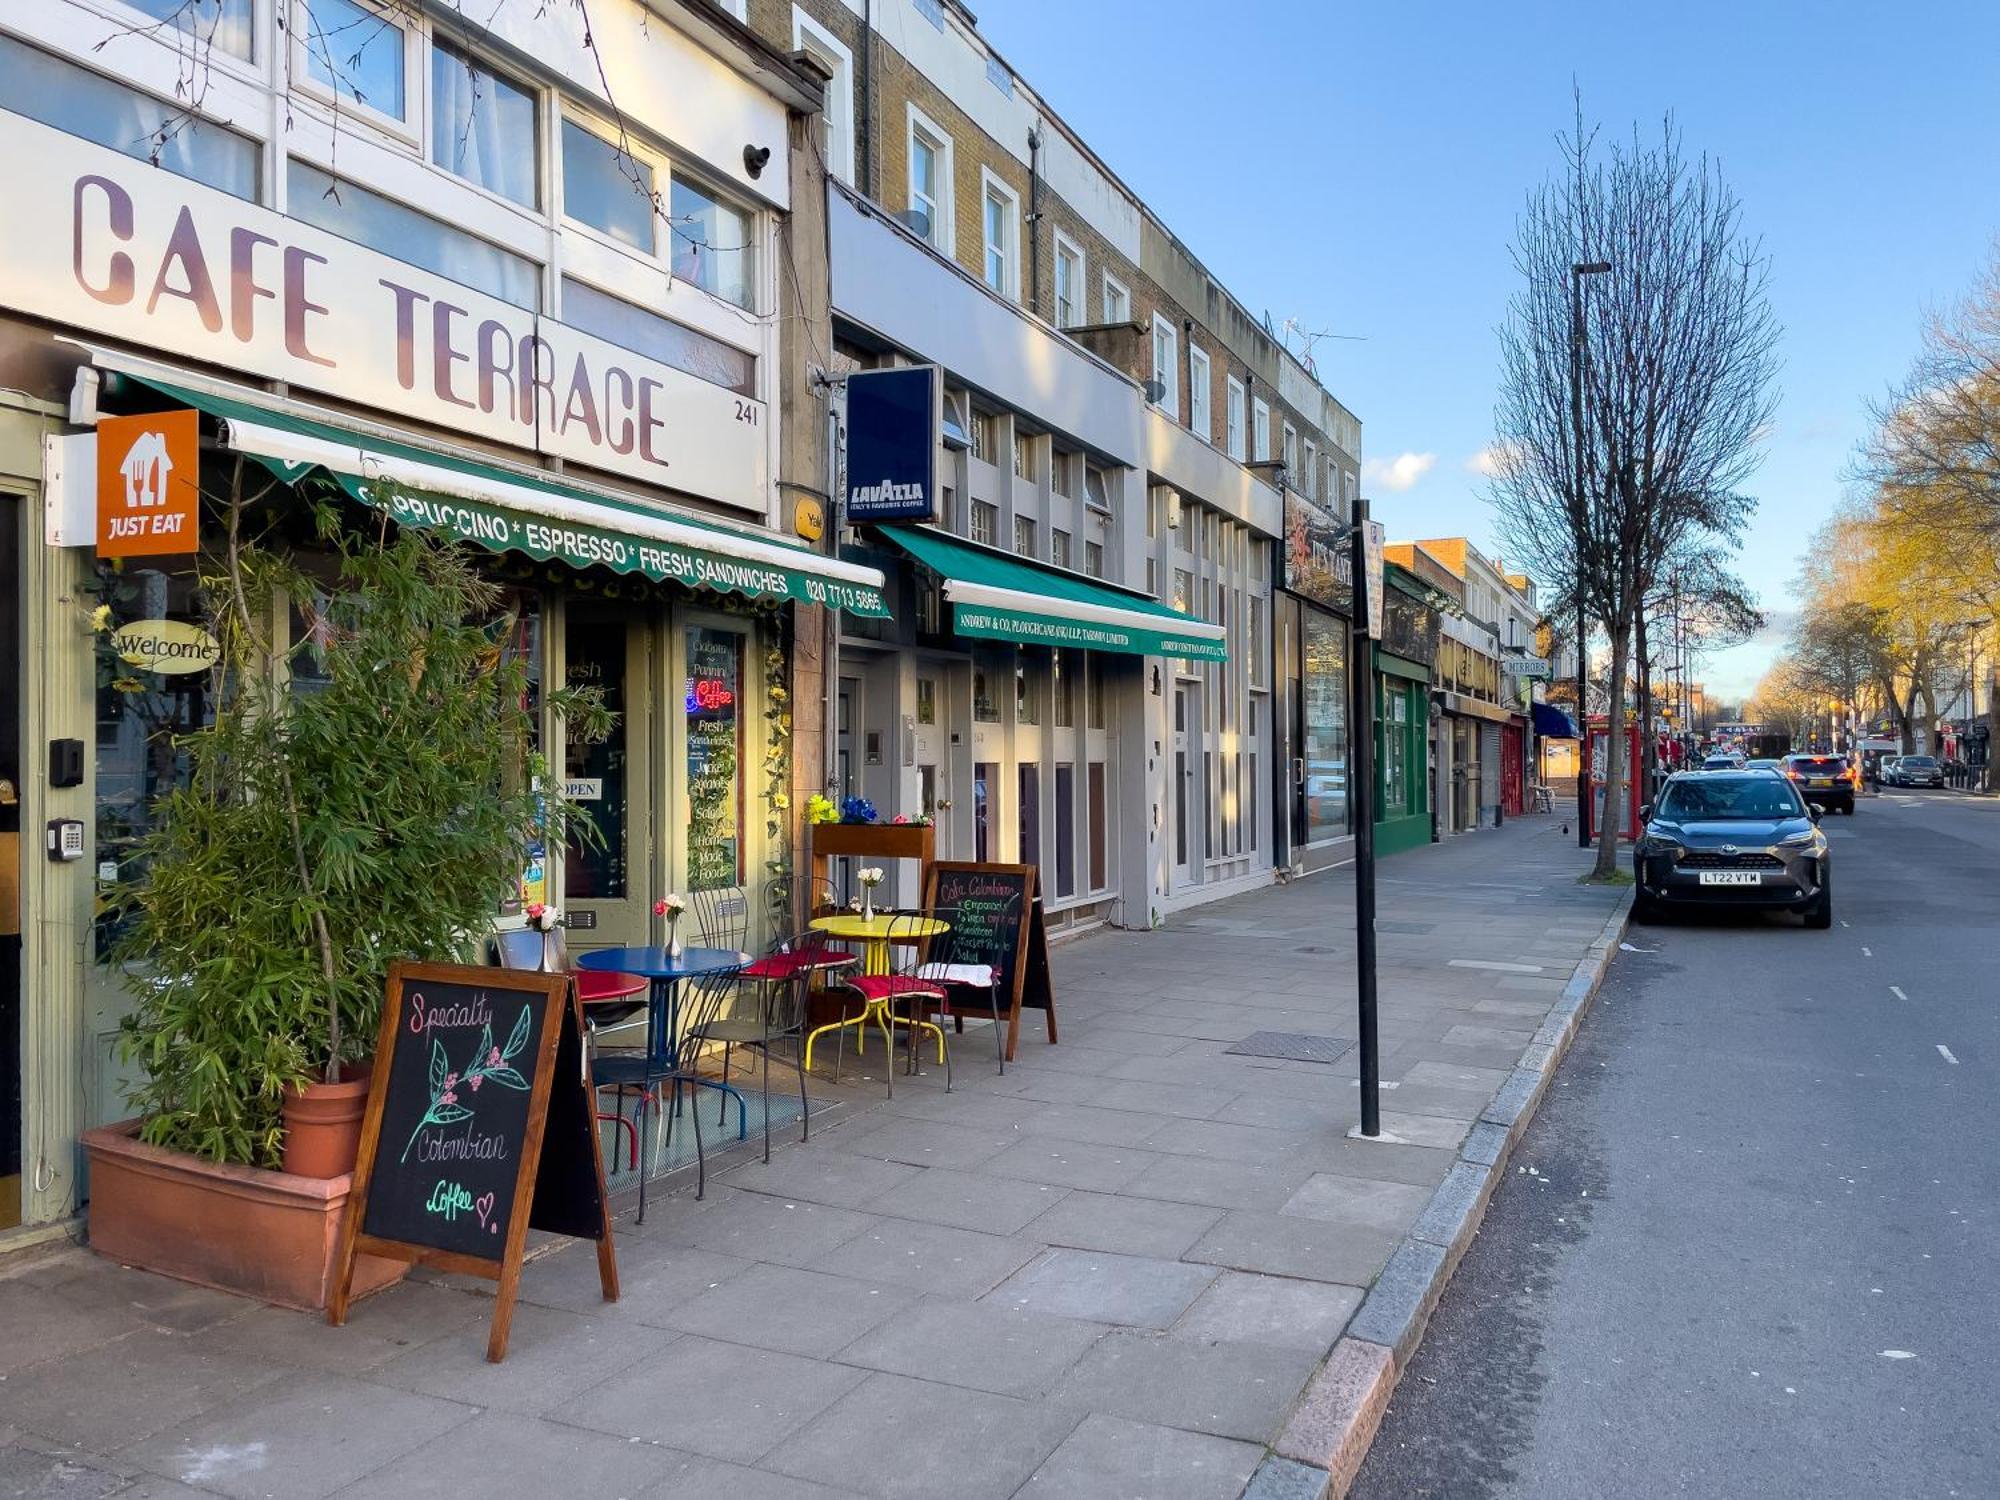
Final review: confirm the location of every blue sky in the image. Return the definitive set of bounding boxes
[978,1,2000,700]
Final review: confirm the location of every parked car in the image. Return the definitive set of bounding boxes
[1783,753,1857,814]
[1745,758,1784,774]
[1879,755,1904,786]
[1894,754,1945,789]
[1701,753,1744,771]
[1632,770,1832,928]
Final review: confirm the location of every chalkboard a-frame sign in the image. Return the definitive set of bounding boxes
[922,862,1059,1060]
[327,960,618,1361]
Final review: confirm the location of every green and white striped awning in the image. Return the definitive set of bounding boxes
[113,371,890,617]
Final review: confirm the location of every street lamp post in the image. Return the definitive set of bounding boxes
[1569,260,1611,847]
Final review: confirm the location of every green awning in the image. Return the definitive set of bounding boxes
[878,524,1228,661]
[115,373,890,617]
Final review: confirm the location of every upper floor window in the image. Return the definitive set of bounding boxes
[562,117,657,253]
[130,0,254,60]
[671,174,755,310]
[1150,315,1179,420]
[913,0,946,29]
[1052,530,1072,570]
[1014,515,1037,556]
[562,278,755,396]
[907,107,953,252]
[299,0,413,124]
[1084,540,1105,578]
[982,171,1019,299]
[1188,345,1212,441]
[1302,440,1318,498]
[1283,422,1299,478]
[1053,232,1083,327]
[1102,273,1129,324]
[793,10,854,184]
[431,38,539,208]
[1013,431,1040,483]
[971,500,999,546]
[1083,463,1112,514]
[1252,397,1272,462]
[0,33,258,200]
[969,409,996,463]
[1226,376,1246,461]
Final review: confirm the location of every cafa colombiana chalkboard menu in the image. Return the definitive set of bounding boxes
[922,862,1058,1061]
[328,961,618,1361]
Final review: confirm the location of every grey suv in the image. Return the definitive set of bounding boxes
[1632,771,1831,928]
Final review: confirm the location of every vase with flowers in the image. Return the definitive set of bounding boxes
[857,866,885,922]
[524,902,562,971]
[655,893,688,957]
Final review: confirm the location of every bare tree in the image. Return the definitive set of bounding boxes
[1493,109,1780,876]
[1639,537,1762,784]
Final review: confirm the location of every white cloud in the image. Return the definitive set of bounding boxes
[1465,444,1510,477]
[1361,451,1436,493]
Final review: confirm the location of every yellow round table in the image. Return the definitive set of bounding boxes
[803,912,951,1071]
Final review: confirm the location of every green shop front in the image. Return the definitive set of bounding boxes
[1373,563,1440,857]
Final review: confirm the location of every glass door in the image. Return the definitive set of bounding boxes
[0,495,19,1230]
[1172,682,1195,888]
[561,604,653,951]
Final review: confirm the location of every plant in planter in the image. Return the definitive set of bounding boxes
[111,489,610,1180]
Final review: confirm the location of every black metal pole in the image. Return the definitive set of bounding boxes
[1349,499,1379,1138]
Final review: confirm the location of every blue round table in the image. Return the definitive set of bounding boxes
[577,946,750,1216]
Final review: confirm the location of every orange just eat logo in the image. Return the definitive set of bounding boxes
[97,409,199,558]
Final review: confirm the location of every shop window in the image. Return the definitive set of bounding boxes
[1248,750,1259,852]
[564,617,628,898]
[1087,762,1108,890]
[93,561,215,959]
[1016,659,1040,724]
[300,0,411,121]
[1053,651,1075,727]
[685,627,746,891]
[974,761,995,860]
[562,117,658,253]
[971,501,998,546]
[289,160,540,309]
[973,667,1000,722]
[131,0,254,59]
[432,39,539,207]
[1054,764,1076,898]
[1018,764,1041,868]
[562,277,754,396]
[0,35,258,199]
[916,677,937,725]
[1086,655,1106,730]
[1303,611,1348,842]
[672,173,756,310]
[1383,683,1410,815]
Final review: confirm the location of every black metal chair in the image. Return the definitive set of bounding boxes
[910,902,1007,1075]
[830,910,951,1096]
[688,884,750,950]
[687,920,838,1161]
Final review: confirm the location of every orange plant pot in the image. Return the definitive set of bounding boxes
[280,1065,373,1179]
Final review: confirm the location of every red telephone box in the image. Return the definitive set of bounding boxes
[1584,721,1643,841]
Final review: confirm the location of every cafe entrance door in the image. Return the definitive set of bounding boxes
[560,603,655,953]
[1,495,21,1230]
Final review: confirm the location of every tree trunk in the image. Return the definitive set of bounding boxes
[1594,616,1631,879]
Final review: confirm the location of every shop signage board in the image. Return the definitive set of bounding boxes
[844,366,940,523]
[1502,653,1553,679]
[1,111,767,512]
[950,602,1228,661]
[1362,519,1387,641]
[921,862,1058,1061]
[110,617,221,674]
[95,410,198,558]
[329,961,617,1361]
[1281,491,1352,614]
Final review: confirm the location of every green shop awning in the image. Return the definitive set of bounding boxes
[113,371,890,617]
[877,525,1228,661]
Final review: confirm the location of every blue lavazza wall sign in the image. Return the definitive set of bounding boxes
[845,366,940,523]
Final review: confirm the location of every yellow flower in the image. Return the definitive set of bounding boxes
[89,603,113,632]
[771,792,791,810]
[769,685,788,704]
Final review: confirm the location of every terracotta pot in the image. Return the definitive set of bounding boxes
[82,1120,405,1312]
[280,1063,372,1179]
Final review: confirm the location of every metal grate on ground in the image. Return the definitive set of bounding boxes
[1226,1030,1355,1064]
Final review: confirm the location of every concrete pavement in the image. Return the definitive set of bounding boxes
[0,809,1624,1500]
[1350,790,2000,1499]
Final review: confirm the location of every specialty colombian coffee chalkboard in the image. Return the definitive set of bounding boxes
[923,862,1058,1060]
[329,960,617,1361]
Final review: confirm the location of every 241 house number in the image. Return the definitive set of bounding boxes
[733,400,759,425]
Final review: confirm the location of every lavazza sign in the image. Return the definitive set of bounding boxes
[0,112,769,512]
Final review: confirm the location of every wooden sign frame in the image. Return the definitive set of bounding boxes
[923,861,1057,1061]
[327,960,618,1361]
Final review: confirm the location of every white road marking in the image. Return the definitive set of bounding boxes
[1880,1350,1917,1360]
[1937,1045,1960,1065]
[1861,947,1872,957]
[1890,986,1909,1002]
[1839,920,1850,928]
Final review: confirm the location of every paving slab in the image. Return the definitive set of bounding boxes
[986,1248,1216,1329]
[830,1298,1105,1397]
[1022,1189,1224,1259]
[0,1329,288,1451]
[1277,1174,1434,1232]
[1046,1330,1321,1443]
[1170,1271,1365,1353]
[371,1301,667,1413]
[335,1411,685,1499]
[864,1166,1070,1235]
[1015,1412,1263,1500]
[662,1262,916,1357]
[1185,1210,1402,1285]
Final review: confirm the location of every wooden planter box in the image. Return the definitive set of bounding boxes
[809,820,935,867]
[82,1120,406,1313]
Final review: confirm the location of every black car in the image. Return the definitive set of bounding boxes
[1782,753,1856,813]
[1632,770,1832,928]
[1894,754,1945,789]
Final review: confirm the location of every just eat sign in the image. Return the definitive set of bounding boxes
[97,409,198,559]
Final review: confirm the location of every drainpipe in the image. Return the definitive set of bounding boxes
[859,0,875,199]
[1182,317,1194,429]
[1027,126,1044,318]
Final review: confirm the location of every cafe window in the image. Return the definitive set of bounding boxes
[564,615,628,899]
[289,159,541,309]
[93,561,215,959]
[0,35,258,200]
[916,677,937,725]
[561,277,755,397]
[299,0,413,123]
[432,38,540,208]
[562,116,658,254]
[671,173,756,310]
[685,627,746,891]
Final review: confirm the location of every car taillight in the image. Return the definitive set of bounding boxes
[1788,771,1804,780]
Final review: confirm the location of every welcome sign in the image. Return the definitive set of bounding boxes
[0,112,768,513]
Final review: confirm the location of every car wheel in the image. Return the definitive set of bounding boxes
[1841,800,1855,814]
[1805,877,1833,930]
[1631,892,1659,924]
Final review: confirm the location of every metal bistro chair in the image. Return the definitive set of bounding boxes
[594,963,745,1206]
[831,910,951,1096]
[910,902,1008,1076]
[688,884,750,950]
[488,928,645,1171]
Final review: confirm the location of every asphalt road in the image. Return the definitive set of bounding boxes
[1351,789,2000,1500]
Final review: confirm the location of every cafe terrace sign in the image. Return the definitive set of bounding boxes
[0,112,767,513]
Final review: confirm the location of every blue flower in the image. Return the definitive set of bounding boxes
[840,796,878,824]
